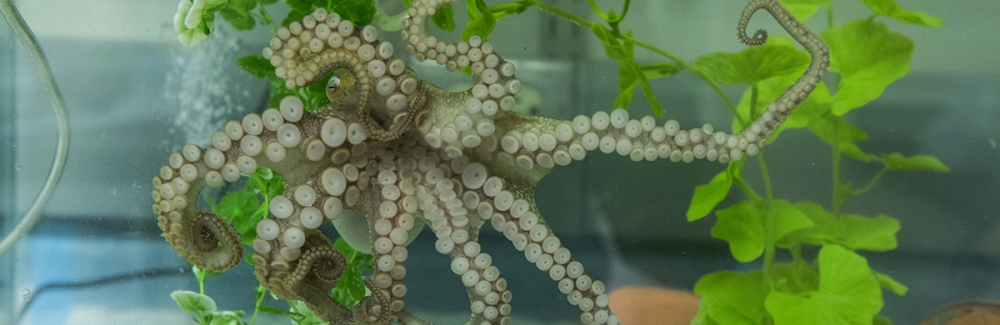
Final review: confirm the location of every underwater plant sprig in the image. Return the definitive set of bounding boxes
[683,0,946,324]
[162,0,946,324]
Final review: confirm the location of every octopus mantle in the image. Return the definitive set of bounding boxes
[151,0,829,324]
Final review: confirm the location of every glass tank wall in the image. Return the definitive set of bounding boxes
[1,0,998,324]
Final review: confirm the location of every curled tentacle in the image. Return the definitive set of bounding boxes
[288,235,355,323]
[353,277,394,325]
[154,159,244,272]
[156,209,243,271]
[264,9,426,142]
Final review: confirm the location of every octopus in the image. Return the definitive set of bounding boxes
[151,0,829,324]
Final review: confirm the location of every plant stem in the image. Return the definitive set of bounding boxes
[622,35,743,122]
[732,168,760,200]
[196,267,207,295]
[249,286,266,325]
[831,133,843,216]
[826,3,834,30]
[852,167,888,197]
[259,5,277,35]
[522,0,742,122]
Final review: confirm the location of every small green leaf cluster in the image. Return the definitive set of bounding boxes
[284,0,376,28]
[172,290,247,325]
[681,1,946,324]
[237,54,332,111]
[206,167,284,246]
[331,237,375,308]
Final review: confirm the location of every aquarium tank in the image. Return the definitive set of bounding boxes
[1,0,998,324]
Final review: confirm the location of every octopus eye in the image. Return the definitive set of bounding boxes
[326,76,341,92]
[324,69,357,103]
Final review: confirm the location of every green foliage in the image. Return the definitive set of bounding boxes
[765,246,883,325]
[858,0,943,27]
[779,0,830,21]
[206,167,283,246]
[432,3,456,32]
[712,200,814,262]
[696,37,809,87]
[168,1,950,324]
[683,1,944,324]
[283,0,376,27]
[461,0,496,41]
[172,290,247,325]
[688,161,743,221]
[824,19,913,115]
[331,237,375,308]
[237,54,330,110]
[693,271,769,325]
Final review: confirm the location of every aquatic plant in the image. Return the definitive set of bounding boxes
[0,0,947,324]
[158,0,946,324]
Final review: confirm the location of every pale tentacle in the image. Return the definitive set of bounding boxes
[415,161,514,325]
[366,166,417,320]
[404,0,521,159]
[265,8,427,142]
[458,161,620,325]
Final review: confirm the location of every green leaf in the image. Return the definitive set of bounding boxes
[461,0,496,41]
[331,238,373,308]
[289,300,327,325]
[237,55,276,79]
[590,25,627,60]
[712,200,813,262]
[219,0,257,31]
[401,0,412,6]
[858,0,943,27]
[213,191,261,245]
[248,167,284,198]
[432,3,456,32]
[208,310,245,325]
[778,0,830,21]
[770,259,820,295]
[776,201,839,248]
[171,290,218,314]
[612,36,638,110]
[333,0,377,27]
[840,214,899,251]
[642,63,680,79]
[823,19,913,115]
[256,305,294,316]
[874,272,908,296]
[282,9,310,27]
[882,153,950,172]
[786,92,870,161]
[695,36,809,86]
[693,271,768,325]
[286,0,312,12]
[777,202,900,252]
[874,315,894,325]
[765,245,883,325]
[686,161,742,221]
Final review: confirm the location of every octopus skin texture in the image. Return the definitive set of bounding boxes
[151,0,829,324]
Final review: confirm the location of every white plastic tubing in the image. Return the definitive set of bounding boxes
[0,0,71,257]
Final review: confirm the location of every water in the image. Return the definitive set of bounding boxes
[2,1,999,325]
